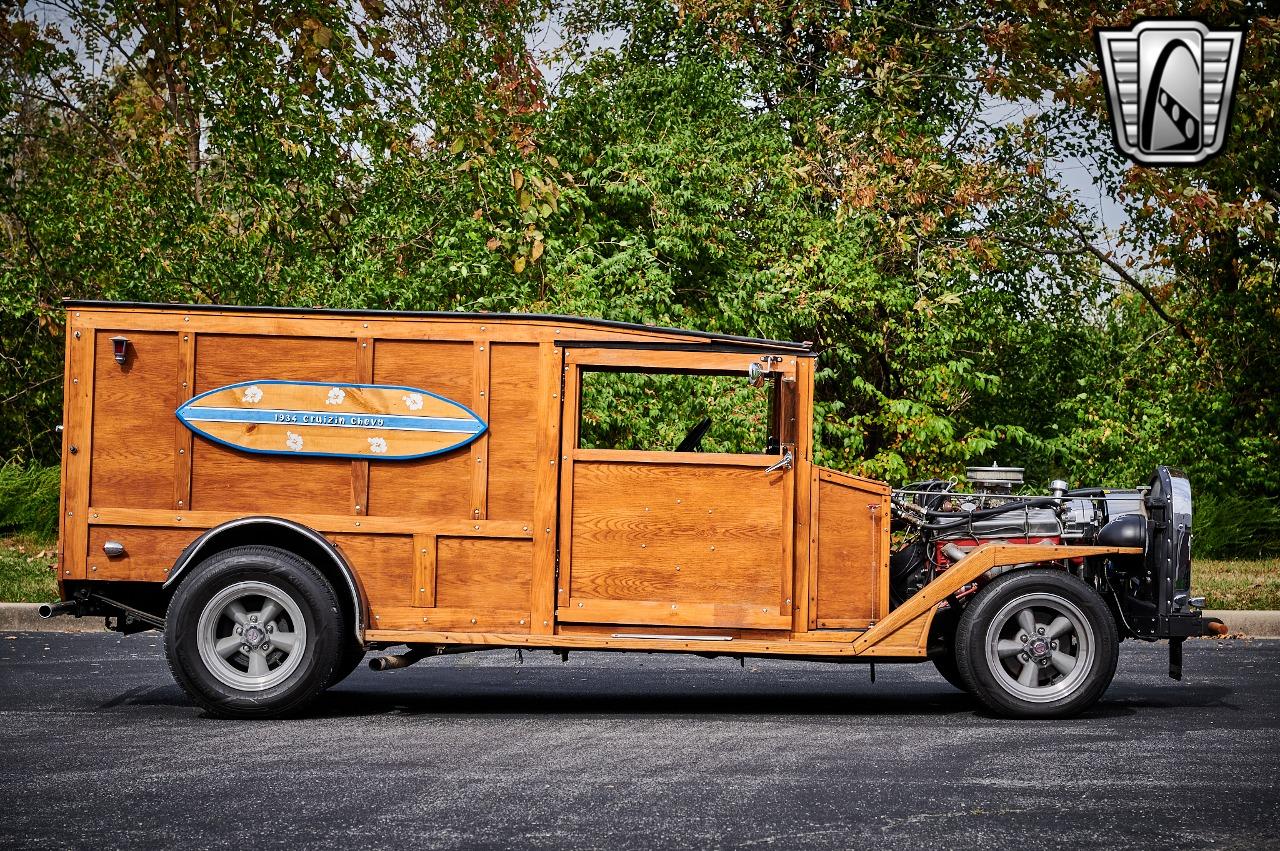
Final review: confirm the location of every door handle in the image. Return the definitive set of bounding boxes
[764,448,793,474]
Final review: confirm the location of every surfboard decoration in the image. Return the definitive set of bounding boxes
[175,380,487,461]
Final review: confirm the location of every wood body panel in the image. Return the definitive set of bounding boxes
[60,320,96,581]
[435,537,532,611]
[89,330,179,510]
[88,526,198,581]
[368,340,473,517]
[485,343,541,521]
[329,533,416,609]
[174,333,196,511]
[191,335,354,514]
[810,472,890,628]
[562,459,792,629]
[67,303,869,654]
[469,341,491,519]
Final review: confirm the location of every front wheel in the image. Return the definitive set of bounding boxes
[954,568,1118,719]
[164,545,343,718]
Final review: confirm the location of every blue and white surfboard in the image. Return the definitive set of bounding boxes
[176,380,486,461]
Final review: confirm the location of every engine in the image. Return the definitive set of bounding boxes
[889,465,1202,644]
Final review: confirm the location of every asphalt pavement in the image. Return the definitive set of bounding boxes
[1,633,1277,850]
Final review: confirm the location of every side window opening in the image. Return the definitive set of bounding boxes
[578,369,778,454]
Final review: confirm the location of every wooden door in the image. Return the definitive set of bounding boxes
[555,348,798,631]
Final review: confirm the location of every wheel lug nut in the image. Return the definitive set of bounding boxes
[241,644,251,654]
[235,626,243,635]
[1021,635,1028,643]
[266,624,274,633]
[260,642,270,651]
[1037,627,1045,635]
[249,614,259,623]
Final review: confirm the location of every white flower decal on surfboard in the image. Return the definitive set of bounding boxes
[285,431,304,451]
[402,392,423,411]
[242,385,263,404]
[368,437,388,454]
[325,387,346,405]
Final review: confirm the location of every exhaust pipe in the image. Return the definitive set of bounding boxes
[369,644,487,671]
[38,600,77,619]
[369,648,430,671]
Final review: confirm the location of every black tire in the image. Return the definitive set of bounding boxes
[164,545,343,718]
[932,652,969,692]
[954,568,1118,719]
[327,639,367,687]
[929,605,969,692]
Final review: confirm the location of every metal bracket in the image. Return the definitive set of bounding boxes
[764,448,794,474]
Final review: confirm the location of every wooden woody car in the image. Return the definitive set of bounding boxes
[43,300,1222,718]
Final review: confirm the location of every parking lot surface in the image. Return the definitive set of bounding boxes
[1,633,1277,850]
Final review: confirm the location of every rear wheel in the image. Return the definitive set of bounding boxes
[165,546,342,718]
[327,639,367,687]
[955,568,1118,718]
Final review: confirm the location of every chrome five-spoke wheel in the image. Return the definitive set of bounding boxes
[196,581,308,691]
[955,568,1119,718]
[165,545,343,717]
[985,593,1094,703]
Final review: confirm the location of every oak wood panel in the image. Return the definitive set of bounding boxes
[812,477,883,627]
[435,536,533,612]
[60,321,96,581]
[854,612,931,657]
[352,337,374,515]
[486,343,541,520]
[567,460,791,627]
[363,628,858,656]
[87,526,198,582]
[88,507,532,538]
[414,533,435,607]
[371,606,533,633]
[174,332,196,510]
[792,458,813,633]
[367,339,474,517]
[530,343,563,634]
[556,362,581,612]
[191,334,354,514]
[565,347,799,376]
[572,449,778,466]
[556,623,791,640]
[817,466,891,493]
[558,598,791,629]
[329,533,416,609]
[469,341,491,519]
[89,330,179,510]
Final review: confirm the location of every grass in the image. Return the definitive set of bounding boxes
[1193,556,1280,611]
[0,533,59,604]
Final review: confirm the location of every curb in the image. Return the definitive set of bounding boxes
[1204,610,1280,639]
[0,603,107,633]
[1,602,1277,638]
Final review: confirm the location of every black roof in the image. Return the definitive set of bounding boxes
[64,299,812,353]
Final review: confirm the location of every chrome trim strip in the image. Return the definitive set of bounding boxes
[609,634,734,641]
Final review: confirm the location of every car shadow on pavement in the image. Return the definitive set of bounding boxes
[114,668,1237,720]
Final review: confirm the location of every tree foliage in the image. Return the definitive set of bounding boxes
[0,0,1276,504]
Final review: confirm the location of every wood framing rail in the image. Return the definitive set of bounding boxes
[85,507,534,539]
[852,543,1145,655]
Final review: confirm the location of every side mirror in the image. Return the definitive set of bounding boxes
[747,362,765,388]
